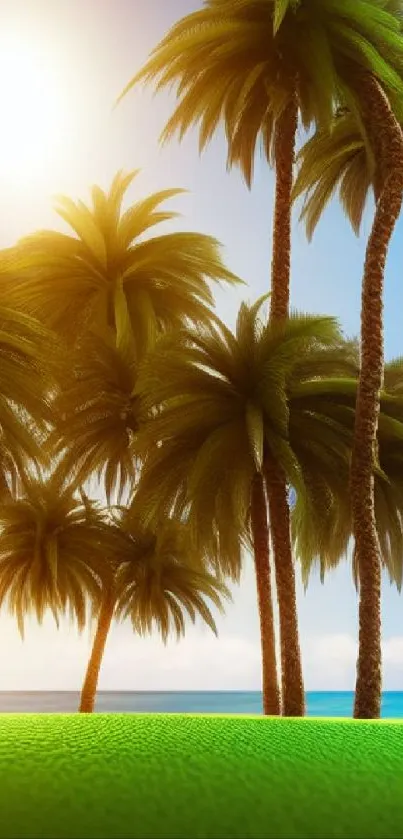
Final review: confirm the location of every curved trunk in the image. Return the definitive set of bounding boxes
[250,472,281,715]
[350,75,403,719]
[79,590,115,713]
[267,95,304,716]
[265,456,305,717]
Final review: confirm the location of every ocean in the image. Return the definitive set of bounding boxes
[0,690,402,716]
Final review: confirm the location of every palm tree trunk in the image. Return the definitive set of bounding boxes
[350,75,403,719]
[269,98,298,321]
[265,455,305,716]
[266,96,305,716]
[79,589,115,713]
[250,472,281,715]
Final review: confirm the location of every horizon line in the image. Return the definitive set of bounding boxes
[0,689,402,694]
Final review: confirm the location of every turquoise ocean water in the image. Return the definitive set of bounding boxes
[0,691,402,716]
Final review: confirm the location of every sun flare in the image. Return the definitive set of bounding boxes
[0,32,68,181]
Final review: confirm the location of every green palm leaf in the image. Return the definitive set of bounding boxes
[293,109,373,237]
[291,359,403,592]
[113,511,231,642]
[2,172,241,356]
[0,474,120,637]
[47,329,145,503]
[0,305,62,495]
[119,0,403,184]
[134,298,346,575]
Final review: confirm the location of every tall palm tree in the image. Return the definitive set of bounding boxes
[267,336,361,714]
[293,10,403,722]
[118,0,403,287]
[118,0,403,316]
[293,96,403,718]
[292,103,403,573]
[0,473,119,639]
[132,299,353,715]
[120,0,403,717]
[79,510,231,713]
[1,171,240,358]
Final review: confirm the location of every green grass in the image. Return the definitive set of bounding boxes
[0,714,402,838]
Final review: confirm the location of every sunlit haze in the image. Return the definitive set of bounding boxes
[0,0,402,693]
[0,30,69,181]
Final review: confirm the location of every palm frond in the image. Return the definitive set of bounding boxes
[47,329,145,503]
[293,109,373,238]
[114,513,231,642]
[0,306,63,494]
[118,0,403,184]
[2,172,241,355]
[291,370,403,591]
[135,299,353,578]
[0,475,122,636]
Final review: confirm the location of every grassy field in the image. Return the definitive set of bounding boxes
[0,714,402,838]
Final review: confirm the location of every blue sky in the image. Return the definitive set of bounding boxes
[0,0,402,692]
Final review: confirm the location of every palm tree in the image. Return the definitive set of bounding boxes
[79,510,231,713]
[119,0,403,717]
[293,99,403,719]
[0,473,120,639]
[132,298,354,715]
[117,0,403,322]
[46,327,144,504]
[1,171,240,358]
[118,0,403,317]
[266,336,361,714]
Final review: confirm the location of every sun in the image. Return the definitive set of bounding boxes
[0,32,67,181]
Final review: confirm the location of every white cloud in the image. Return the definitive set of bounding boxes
[0,612,262,691]
[1,612,402,692]
[302,633,403,690]
[309,633,357,665]
[383,636,403,666]
[302,633,357,690]
[99,632,262,691]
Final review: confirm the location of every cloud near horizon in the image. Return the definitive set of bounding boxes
[1,611,402,692]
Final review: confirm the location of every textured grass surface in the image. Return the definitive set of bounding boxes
[0,714,402,838]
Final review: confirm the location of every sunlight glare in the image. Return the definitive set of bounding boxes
[0,32,68,181]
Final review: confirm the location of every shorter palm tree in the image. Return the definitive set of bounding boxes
[79,509,231,713]
[133,298,350,715]
[1,171,240,357]
[0,473,120,639]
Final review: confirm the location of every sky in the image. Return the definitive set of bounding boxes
[0,0,402,693]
